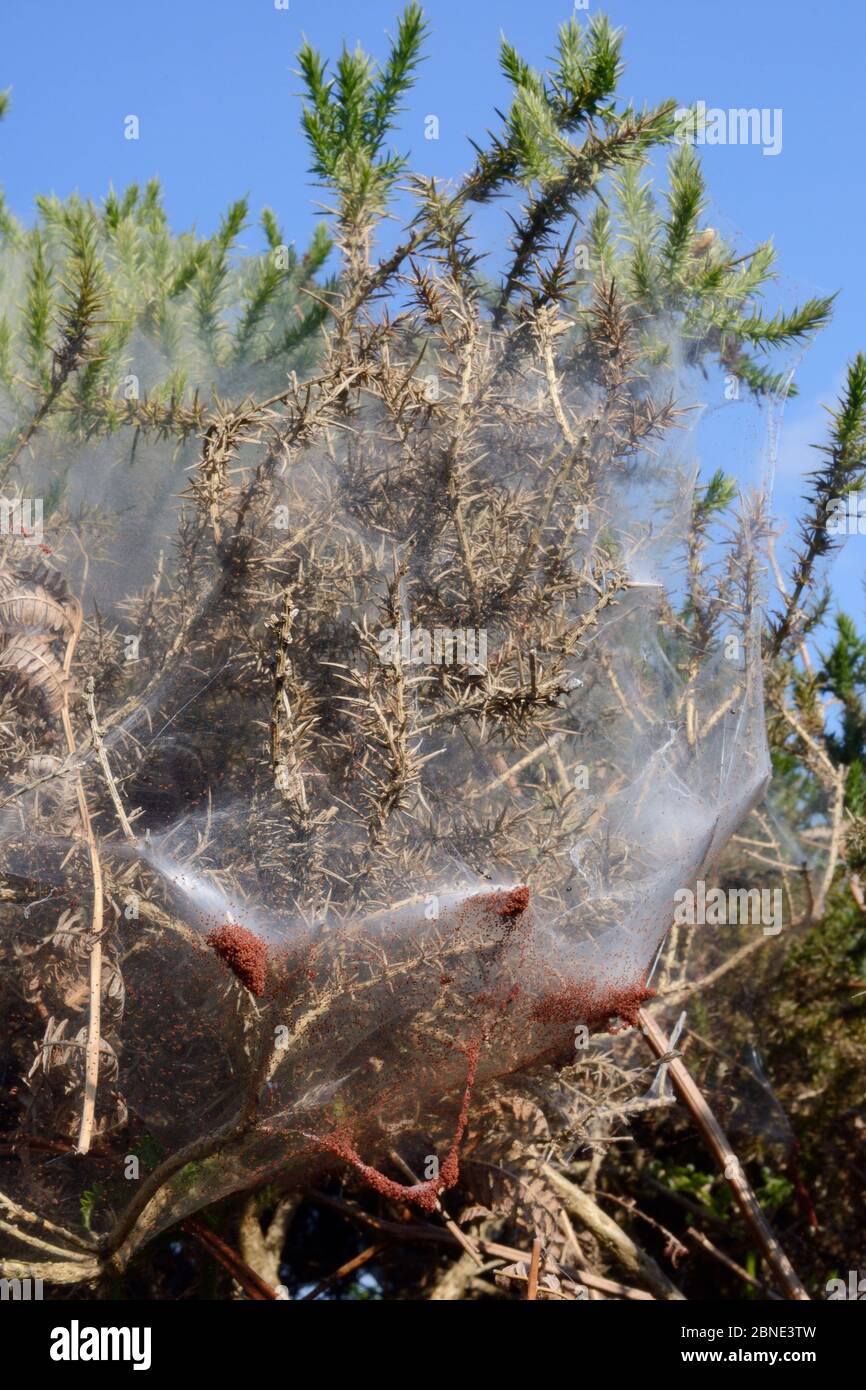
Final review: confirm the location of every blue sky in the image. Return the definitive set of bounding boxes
[1,0,864,628]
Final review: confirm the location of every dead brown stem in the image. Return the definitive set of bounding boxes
[59,600,104,1156]
[638,1008,809,1301]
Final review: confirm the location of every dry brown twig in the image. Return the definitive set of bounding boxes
[56,599,105,1157]
[638,1009,809,1301]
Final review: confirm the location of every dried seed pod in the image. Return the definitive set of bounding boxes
[50,909,86,956]
[0,586,72,634]
[30,1016,72,1078]
[0,634,67,714]
[25,562,71,602]
[0,558,75,717]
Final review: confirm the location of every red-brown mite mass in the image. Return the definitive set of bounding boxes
[206,923,268,997]
[530,978,655,1030]
[305,1036,482,1212]
[489,885,530,919]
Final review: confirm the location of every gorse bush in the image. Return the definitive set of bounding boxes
[0,8,863,1302]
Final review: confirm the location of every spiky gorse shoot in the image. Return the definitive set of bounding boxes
[0,178,332,481]
[763,357,866,892]
[770,354,866,657]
